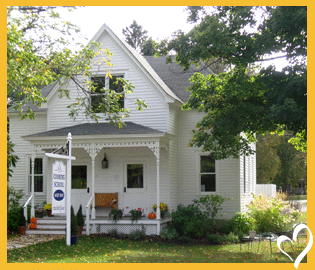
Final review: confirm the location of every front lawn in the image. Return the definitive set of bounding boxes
[288,195,307,201]
[7,235,308,263]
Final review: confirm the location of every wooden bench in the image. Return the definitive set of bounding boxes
[94,193,118,209]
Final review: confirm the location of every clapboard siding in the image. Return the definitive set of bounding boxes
[168,105,180,212]
[8,114,48,205]
[48,30,168,132]
[178,110,241,219]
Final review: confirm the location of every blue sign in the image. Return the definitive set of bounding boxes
[54,190,64,201]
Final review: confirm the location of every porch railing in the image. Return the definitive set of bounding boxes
[23,195,33,221]
[85,194,94,236]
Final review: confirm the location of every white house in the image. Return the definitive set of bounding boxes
[7,24,256,235]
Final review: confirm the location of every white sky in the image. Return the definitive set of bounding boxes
[57,6,288,70]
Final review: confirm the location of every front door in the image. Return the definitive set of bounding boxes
[71,164,90,215]
[123,161,147,215]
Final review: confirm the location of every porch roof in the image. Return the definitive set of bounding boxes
[23,121,164,139]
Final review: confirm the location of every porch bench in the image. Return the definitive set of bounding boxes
[94,193,118,210]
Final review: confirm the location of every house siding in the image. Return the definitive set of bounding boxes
[47,30,168,133]
[8,114,48,205]
[178,110,241,219]
[168,105,180,212]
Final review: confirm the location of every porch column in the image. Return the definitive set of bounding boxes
[91,155,96,219]
[156,142,161,220]
[31,153,35,217]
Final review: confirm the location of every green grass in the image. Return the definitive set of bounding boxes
[288,195,307,201]
[7,235,308,263]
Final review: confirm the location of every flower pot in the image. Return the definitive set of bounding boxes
[71,235,77,245]
[18,226,27,235]
[78,226,83,236]
[47,210,53,217]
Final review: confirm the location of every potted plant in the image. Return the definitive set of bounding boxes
[109,208,123,223]
[153,202,168,218]
[71,206,79,245]
[76,204,85,236]
[129,208,143,223]
[17,207,27,235]
[44,203,52,217]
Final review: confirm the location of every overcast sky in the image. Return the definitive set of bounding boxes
[57,6,288,70]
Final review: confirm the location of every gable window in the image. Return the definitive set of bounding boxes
[29,158,43,193]
[200,155,216,192]
[90,75,124,113]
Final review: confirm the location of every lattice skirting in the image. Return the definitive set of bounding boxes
[93,223,158,235]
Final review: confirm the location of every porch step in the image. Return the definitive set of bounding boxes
[26,217,86,235]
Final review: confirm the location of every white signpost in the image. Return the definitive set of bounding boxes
[45,133,76,246]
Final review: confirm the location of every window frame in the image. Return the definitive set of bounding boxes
[196,152,218,195]
[27,156,45,194]
[90,74,125,113]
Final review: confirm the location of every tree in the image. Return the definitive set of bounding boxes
[256,133,306,193]
[256,134,280,184]
[122,20,148,52]
[141,37,158,56]
[7,134,19,181]
[158,6,307,159]
[7,6,146,124]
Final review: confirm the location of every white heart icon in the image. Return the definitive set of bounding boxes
[277,224,313,269]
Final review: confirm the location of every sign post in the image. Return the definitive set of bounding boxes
[45,133,76,246]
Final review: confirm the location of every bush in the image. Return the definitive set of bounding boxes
[7,206,21,232]
[160,226,179,241]
[128,226,146,240]
[170,204,209,239]
[76,205,85,227]
[18,207,26,227]
[247,193,300,233]
[224,232,240,243]
[193,195,232,220]
[108,229,119,238]
[71,206,79,236]
[207,234,225,245]
[230,212,255,236]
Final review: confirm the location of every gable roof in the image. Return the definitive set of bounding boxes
[8,24,214,114]
[144,56,213,103]
[23,121,164,139]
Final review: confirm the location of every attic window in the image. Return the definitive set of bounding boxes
[90,75,124,113]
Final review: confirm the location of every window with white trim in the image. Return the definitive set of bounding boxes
[90,75,124,113]
[200,155,216,192]
[29,158,44,193]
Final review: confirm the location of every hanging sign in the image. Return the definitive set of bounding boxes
[52,160,66,214]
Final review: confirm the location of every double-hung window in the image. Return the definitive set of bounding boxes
[90,75,124,113]
[199,155,216,192]
[29,158,44,193]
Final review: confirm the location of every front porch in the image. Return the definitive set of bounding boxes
[26,215,171,236]
[23,122,172,235]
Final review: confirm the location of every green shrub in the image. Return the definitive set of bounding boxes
[108,229,119,237]
[76,205,85,227]
[193,195,232,220]
[128,226,146,240]
[170,204,209,239]
[207,234,225,245]
[7,206,21,231]
[160,226,179,241]
[17,207,26,227]
[224,232,240,243]
[247,194,300,233]
[71,206,79,236]
[230,212,255,235]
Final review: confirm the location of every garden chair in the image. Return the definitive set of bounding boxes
[240,231,258,251]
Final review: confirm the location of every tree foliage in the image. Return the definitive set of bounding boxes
[7,6,146,124]
[158,6,307,158]
[122,20,148,52]
[7,133,19,181]
[257,133,306,192]
[122,21,157,56]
